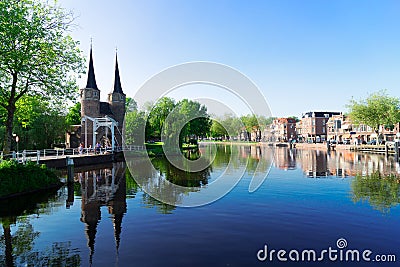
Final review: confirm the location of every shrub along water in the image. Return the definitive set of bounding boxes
[0,160,60,198]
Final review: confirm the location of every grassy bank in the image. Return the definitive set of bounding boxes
[145,142,199,157]
[0,160,60,199]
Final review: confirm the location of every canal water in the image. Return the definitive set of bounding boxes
[1,145,399,266]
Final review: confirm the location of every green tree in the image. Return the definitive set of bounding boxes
[210,119,228,138]
[146,97,176,140]
[0,0,84,153]
[347,90,400,134]
[223,114,242,137]
[210,113,244,139]
[125,97,137,112]
[65,102,81,126]
[125,110,146,145]
[163,99,211,147]
[9,96,66,150]
[240,114,260,132]
[288,116,300,123]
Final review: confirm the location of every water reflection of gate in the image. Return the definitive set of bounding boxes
[75,162,127,265]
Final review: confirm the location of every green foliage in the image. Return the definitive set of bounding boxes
[0,0,85,153]
[0,160,60,198]
[125,170,140,196]
[288,116,300,122]
[220,114,243,137]
[210,119,228,137]
[210,114,273,138]
[0,221,81,266]
[347,90,400,132]
[9,96,67,150]
[125,97,138,112]
[144,97,211,147]
[65,103,81,126]
[351,171,400,213]
[146,97,176,140]
[240,114,259,132]
[125,110,146,145]
[163,99,211,147]
[145,143,165,157]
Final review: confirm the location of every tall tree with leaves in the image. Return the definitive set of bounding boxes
[0,0,84,153]
[347,90,400,134]
[163,99,211,147]
[65,102,81,126]
[146,97,176,140]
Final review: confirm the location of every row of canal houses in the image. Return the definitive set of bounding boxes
[265,111,400,144]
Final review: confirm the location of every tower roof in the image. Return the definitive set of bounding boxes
[113,52,124,94]
[86,46,99,90]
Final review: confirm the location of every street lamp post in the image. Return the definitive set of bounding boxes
[82,117,87,148]
[12,133,19,152]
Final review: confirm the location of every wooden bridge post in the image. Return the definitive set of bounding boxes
[66,156,74,184]
[22,150,26,164]
[385,143,389,156]
[36,150,40,164]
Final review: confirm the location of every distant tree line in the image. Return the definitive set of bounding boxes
[124,97,211,146]
[209,114,275,139]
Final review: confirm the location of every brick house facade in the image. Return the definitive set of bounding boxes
[271,118,297,142]
[300,111,341,143]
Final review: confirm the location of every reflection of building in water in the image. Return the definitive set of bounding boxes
[298,149,330,177]
[77,162,127,264]
[272,147,400,177]
[238,145,262,160]
[273,148,296,170]
[291,149,400,177]
[327,151,400,177]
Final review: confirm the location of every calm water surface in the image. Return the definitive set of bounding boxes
[1,144,400,266]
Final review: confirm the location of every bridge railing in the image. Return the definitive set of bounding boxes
[0,145,146,164]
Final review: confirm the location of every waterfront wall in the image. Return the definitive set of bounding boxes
[41,152,124,169]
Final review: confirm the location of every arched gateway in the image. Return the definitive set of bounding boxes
[79,46,126,150]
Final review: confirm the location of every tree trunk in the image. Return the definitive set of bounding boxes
[3,224,15,267]
[2,104,16,155]
[2,73,18,155]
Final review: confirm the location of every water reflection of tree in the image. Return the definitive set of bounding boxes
[351,172,400,213]
[142,193,176,214]
[126,153,213,209]
[0,196,80,266]
[211,145,273,174]
[126,170,140,197]
[151,157,210,187]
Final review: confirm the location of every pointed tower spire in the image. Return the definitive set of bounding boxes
[113,51,123,94]
[86,43,98,89]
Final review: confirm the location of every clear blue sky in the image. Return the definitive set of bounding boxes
[59,0,400,117]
